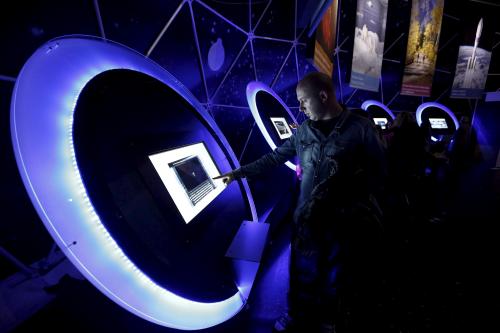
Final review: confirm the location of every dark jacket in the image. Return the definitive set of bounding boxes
[234,108,386,215]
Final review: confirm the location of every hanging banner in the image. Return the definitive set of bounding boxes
[312,1,339,78]
[401,0,445,97]
[450,17,493,99]
[349,0,389,92]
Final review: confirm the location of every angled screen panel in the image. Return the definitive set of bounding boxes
[429,118,448,129]
[149,142,225,223]
[269,117,293,139]
[373,117,388,129]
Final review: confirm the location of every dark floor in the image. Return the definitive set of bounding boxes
[9,164,499,333]
[9,220,291,333]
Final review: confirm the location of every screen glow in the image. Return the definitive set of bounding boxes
[429,118,448,129]
[149,142,225,223]
[373,117,388,129]
[270,117,293,139]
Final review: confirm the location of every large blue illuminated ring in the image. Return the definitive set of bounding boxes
[361,100,396,120]
[246,81,298,171]
[10,35,257,330]
[415,102,459,129]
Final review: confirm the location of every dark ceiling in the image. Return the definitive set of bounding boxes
[1,1,498,117]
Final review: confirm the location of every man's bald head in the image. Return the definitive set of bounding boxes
[296,72,336,101]
[296,72,342,120]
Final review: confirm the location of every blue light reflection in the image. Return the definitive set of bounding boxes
[10,36,256,330]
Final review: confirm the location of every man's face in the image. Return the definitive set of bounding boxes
[296,86,325,121]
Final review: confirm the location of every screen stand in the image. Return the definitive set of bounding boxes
[225,221,269,301]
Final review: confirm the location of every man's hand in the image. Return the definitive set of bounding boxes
[213,171,236,185]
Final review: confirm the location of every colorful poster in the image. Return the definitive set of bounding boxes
[349,0,389,92]
[313,1,339,77]
[450,17,492,99]
[401,0,445,97]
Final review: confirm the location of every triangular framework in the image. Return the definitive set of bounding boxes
[1,0,315,163]
[273,48,300,107]
[144,0,306,114]
[148,4,206,103]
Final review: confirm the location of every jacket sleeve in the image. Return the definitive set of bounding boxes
[233,134,298,179]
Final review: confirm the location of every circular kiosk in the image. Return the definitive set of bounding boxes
[416,102,459,142]
[246,81,299,171]
[361,100,396,130]
[10,36,259,330]
[242,81,298,228]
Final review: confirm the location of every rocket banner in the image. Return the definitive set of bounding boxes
[450,16,493,99]
[401,0,445,97]
[349,0,389,92]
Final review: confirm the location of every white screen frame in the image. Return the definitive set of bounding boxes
[148,142,225,223]
[373,117,388,129]
[429,118,448,129]
[269,117,292,139]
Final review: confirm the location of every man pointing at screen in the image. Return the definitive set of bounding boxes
[215,71,386,333]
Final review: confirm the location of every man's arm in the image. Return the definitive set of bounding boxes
[213,134,297,185]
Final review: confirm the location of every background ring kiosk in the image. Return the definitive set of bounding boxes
[246,81,299,171]
[10,36,262,330]
[361,100,396,129]
[242,81,299,229]
[416,102,460,142]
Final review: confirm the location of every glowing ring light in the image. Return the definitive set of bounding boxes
[415,102,459,129]
[361,100,396,120]
[10,36,257,330]
[246,81,298,171]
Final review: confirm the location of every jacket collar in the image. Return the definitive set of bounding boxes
[305,106,351,140]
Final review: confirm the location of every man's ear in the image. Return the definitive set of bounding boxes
[319,90,328,103]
